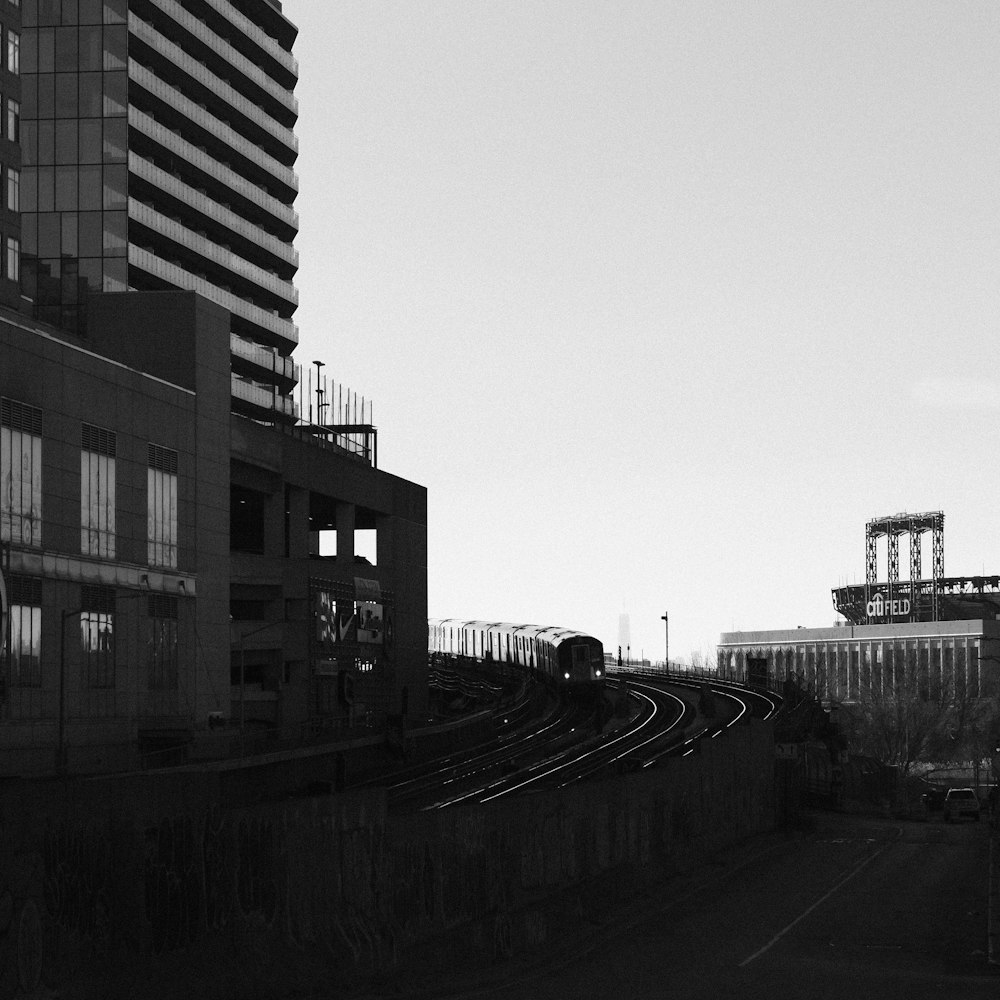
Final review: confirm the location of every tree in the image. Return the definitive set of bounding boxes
[845,666,1000,778]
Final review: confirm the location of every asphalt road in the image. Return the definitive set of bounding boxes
[442,811,999,1000]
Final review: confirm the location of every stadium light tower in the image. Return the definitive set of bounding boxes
[661,611,668,672]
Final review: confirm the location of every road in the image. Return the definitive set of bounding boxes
[435,811,999,1000]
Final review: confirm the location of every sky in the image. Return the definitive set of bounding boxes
[282,0,1000,664]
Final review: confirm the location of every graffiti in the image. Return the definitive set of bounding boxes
[236,817,278,926]
[203,806,233,932]
[0,854,45,998]
[144,816,201,954]
[43,822,112,946]
[16,898,42,993]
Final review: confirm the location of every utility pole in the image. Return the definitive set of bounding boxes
[661,611,668,672]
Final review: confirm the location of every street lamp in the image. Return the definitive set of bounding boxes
[661,611,668,673]
[57,607,82,775]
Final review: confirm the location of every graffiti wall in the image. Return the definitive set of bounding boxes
[0,718,773,998]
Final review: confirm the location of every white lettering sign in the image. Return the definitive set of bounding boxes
[866,594,911,619]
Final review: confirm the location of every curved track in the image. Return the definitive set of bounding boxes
[355,671,781,810]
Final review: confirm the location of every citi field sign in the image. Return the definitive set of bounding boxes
[866,593,911,619]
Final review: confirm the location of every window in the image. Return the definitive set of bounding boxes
[1,397,42,546]
[8,576,41,688]
[7,166,18,211]
[148,594,178,690]
[81,424,116,558]
[80,584,114,689]
[6,98,17,141]
[7,30,18,74]
[6,237,17,281]
[148,444,178,568]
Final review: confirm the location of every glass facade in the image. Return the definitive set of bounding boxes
[147,443,177,568]
[20,0,127,332]
[80,582,115,689]
[80,422,115,557]
[0,397,42,546]
[9,576,41,687]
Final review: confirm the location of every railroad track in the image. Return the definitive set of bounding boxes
[352,672,781,810]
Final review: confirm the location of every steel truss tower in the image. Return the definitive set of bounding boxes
[864,511,944,622]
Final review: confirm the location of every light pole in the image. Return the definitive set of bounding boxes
[58,585,153,775]
[661,611,668,673]
[58,607,82,775]
[234,620,285,757]
[313,360,326,425]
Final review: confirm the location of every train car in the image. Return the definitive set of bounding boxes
[429,618,605,693]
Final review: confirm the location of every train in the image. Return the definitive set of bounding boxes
[428,618,606,693]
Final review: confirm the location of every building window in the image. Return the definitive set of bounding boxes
[7,166,18,211]
[80,584,115,689]
[6,237,18,281]
[8,576,41,688]
[81,424,116,558]
[6,99,17,142]
[148,443,178,568]
[7,30,17,74]
[148,594,179,690]
[1,397,42,546]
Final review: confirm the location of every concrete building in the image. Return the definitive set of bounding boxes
[718,620,999,706]
[1,289,427,774]
[0,1,429,775]
[19,0,299,424]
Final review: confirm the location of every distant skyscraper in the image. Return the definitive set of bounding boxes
[618,611,630,652]
[19,0,299,422]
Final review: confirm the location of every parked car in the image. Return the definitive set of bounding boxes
[943,787,981,822]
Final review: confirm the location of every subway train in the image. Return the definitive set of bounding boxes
[428,619,606,693]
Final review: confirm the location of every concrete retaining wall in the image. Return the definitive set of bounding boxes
[0,717,773,998]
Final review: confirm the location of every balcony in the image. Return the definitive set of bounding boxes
[230,334,299,389]
[204,0,298,77]
[129,198,298,312]
[130,15,299,161]
[129,63,298,195]
[130,153,298,271]
[129,246,299,349]
[131,109,298,235]
[146,0,298,119]
[231,374,298,423]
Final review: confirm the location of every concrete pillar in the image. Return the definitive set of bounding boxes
[336,502,355,564]
[285,486,309,559]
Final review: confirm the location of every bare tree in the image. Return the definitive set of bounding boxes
[846,665,999,778]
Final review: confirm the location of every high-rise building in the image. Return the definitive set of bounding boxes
[19,0,299,423]
[0,1,429,775]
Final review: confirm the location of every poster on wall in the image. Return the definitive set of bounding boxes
[315,590,336,649]
[357,602,383,644]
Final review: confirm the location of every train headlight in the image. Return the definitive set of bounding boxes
[595,670,602,677]
[564,672,570,680]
